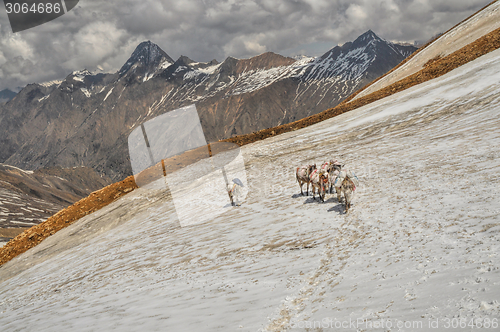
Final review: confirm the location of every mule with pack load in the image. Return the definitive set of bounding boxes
[295,159,359,213]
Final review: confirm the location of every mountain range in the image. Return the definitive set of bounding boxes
[0,30,416,181]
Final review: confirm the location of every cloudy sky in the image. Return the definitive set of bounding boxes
[0,0,493,90]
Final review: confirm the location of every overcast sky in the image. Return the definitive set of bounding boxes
[0,0,493,90]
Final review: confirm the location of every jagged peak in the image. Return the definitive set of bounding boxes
[61,69,91,84]
[205,59,219,66]
[218,56,239,70]
[175,55,195,66]
[130,41,171,61]
[319,30,387,61]
[251,51,295,61]
[119,41,174,76]
[219,52,295,75]
[354,30,383,44]
[71,69,92,77]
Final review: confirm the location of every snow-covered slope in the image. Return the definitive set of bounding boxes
[1,44,500,332]
[354,0,500,100]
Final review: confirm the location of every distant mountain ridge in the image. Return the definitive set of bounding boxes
[0,89,17,103]
[0,31,417,181]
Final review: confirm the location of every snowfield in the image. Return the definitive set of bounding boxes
[1,48,500,331]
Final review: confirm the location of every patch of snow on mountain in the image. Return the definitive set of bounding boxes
[183,70,204,81]
[37,95,50,102]
[80,88,91,98]
[230,65,295,95]
[103,87,114,101]
[0,186,55,230]
[294,56,316,65]
[38,79,62,88]
[174,66,187,73]
[159,60,173,70]
[307,46,373,83]
[143,72,154,82]
[197,63,222,75]
[71,70,91,82]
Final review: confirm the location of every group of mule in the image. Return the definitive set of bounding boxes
[295,160,358,213]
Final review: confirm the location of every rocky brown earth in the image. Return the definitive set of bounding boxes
[0,165,111,241]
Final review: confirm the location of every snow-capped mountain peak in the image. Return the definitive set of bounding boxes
[71,69,92,77]
[68,69,92,83]
[119,41,174,80]
[355,29,383,43]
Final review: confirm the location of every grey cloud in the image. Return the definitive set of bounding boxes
[0,0,493,90]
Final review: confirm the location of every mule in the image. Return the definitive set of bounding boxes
[309,169,328,202]
[330,161,344,202]
[341,176,355,213]
[296,164,316,196]
[333,167,358,213]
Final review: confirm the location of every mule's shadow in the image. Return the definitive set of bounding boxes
[303,196,320,204]
[303,196,338,205]
[291,193,318,202]
[323,196,338,204]
[291,192,316,203]
[292,192,341,205]
[328,203,346,214]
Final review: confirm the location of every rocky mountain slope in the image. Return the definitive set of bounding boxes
[0,164,110,231]
[0,31,416,181]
